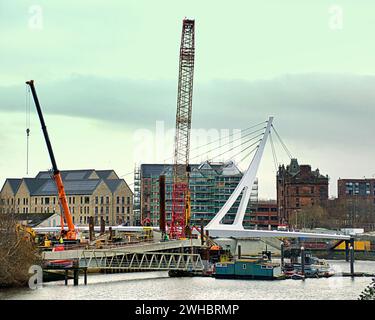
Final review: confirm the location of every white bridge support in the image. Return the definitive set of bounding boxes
[206,116,273,232]
[205,116,350,241]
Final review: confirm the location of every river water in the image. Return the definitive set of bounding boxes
[1,260,374,300]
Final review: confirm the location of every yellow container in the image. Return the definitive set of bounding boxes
[336,241,371,251]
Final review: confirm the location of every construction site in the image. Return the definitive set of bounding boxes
[1,6,375,302]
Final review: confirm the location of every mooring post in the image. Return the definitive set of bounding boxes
[345,240,349,262]
[109,226,113,241]
[159,175,166,239]
[84,268,87,285]
[280,242,284,268]
[100,217,105,236]
[238,244,242,259]
[73,269,79,286]
[301,246,305,277]
[200,218,204,246]
[65,270,68,286]
[350,246,355,277]
[89,216,94,242]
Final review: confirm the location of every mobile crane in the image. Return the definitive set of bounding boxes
[26,80,78,241]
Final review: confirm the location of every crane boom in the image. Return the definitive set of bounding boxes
[170,19,195,239]
[26,80,77,240]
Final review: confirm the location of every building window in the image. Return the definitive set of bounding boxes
[116,196,120,204]
[106,196,109,204]
[106,206,109,214]
[122,206,125,214]
[122,197,125,204]
[73,197,75,204]
[95,207,98,214]
[127,197,130,205]
[100,196,103,204]
[100,207,103,214]
[116,207,119,214]
[127,207,130,214]
[95,196,98,204]
[311,187,314,194]
[45,197,50,205]
[84,196,90,204]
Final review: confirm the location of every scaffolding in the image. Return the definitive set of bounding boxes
[142,161,258,228]
[133,165,141,226]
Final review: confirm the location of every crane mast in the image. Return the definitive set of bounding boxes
[26,80,77,240]
[170,19,195,239]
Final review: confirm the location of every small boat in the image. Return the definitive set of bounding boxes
[290,273,305,280]
[284,253,335,278]
[44,259,74,268]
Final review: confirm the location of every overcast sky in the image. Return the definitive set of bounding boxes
[0,0,374,199]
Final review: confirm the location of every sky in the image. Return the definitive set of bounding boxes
[0,0,375,199]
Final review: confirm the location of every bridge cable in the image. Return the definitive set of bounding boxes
[269,131,279,173]
[271,125,292,159]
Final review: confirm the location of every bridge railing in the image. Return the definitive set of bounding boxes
[79,250,205,271]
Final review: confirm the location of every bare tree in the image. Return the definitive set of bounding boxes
[0,213,40,287]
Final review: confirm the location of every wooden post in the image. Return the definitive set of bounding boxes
[345,240,349,262]
[159,175,166,238]
[200,218,204,246]
[84,269,87,285]
[65,270,68,286]
[89,216,94,242]
[301,247,305,277]
[350,246,355,277]
[109,226,113,241]
[73,269,79,286]
[100,217,105,235]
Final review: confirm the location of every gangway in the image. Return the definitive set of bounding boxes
[69,250,204,272]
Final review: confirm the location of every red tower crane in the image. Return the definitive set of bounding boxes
[169,19,195,239]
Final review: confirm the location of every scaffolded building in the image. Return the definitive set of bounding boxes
[136,161,258,227]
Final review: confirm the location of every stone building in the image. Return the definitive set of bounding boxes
[277,159,329,223]
[0,169,133,226]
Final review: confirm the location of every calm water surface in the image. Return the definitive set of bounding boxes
[1,260,374,300]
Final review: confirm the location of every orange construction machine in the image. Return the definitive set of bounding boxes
[26,80,77,241]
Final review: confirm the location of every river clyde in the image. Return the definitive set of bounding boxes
[1,260,374,300]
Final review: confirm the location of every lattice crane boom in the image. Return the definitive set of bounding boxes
[170,19,195,239]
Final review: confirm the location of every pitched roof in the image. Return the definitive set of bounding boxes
[96,170,118,179]
[14,212,56,227]
[104,179,122,192]
[6,179,22,193]
[23,178,47,195]
[36,169,96,180]
[32,179,101,196]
